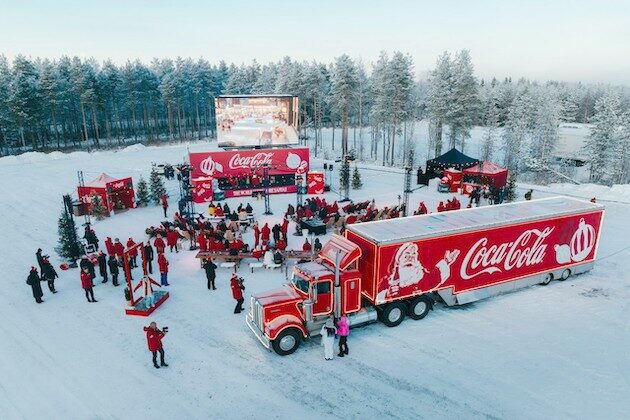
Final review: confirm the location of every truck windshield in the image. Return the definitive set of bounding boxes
[291,274,310,295]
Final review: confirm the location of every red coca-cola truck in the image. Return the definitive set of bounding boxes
[247,197,604,355]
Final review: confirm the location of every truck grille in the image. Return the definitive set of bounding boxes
[251,298,264,332]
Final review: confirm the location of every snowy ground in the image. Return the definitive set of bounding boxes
[1,142,629,419]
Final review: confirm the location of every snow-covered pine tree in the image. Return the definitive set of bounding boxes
[386,52,414,165]
[525,89,560,182]
[502,89,534,171]
[330,54,359,156]
[56,195,83,263]
[149,169,166,205]
[448,50,480,152]
[506,172,517,202]
[90,193,108,220]
[425,52,452,157]
[136,176,149,206]
[481,90,500,161]
[583,91,625,185]
[351,166,362,189]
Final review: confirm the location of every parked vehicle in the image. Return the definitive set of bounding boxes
[247,197,604,355]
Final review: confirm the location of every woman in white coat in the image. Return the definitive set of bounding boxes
[320,318,337,360]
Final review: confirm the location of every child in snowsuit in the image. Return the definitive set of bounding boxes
[320,318,337,360]
[337,315,350,357]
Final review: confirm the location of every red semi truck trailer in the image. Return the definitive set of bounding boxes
[247,197,604,355]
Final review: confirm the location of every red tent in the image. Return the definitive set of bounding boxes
[463,161,509,189]
[77,173,135,214]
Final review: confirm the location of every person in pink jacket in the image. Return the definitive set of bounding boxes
[337,315,350,357]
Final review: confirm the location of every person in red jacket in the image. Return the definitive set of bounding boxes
[166,228,179,253]
[105,237,115,256]
[437,201,445,213]
[260,223,271,243]
[80,267,97,303]
[302,238,312,252]
[161,194,168,218]
[230,273,245,314]
[126,238,138,268]
[197,234,208,252]
[144,322,168,369]
[275,238,287,251]
[280,217,289,241]
[154,235,165,254]
[214,206,224,217]
[113,238,125,265]
[252,222,260,248]
[158,253,170,286]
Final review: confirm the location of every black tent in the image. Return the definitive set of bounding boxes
[425,148,480,177]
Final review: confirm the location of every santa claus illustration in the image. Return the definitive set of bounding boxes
[377,242,459,303]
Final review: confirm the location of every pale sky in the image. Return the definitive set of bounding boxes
[1,0,629,85]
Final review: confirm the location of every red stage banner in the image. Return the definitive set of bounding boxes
[189,147,309,179]
[307,172,325,195]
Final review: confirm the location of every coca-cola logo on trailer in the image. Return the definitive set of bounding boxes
[460,227,554,280]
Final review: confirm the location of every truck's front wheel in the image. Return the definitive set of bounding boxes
[379,302,406,327]
[272,328,301,356]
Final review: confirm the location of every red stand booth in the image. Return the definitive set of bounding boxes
[77,173,135,214]
[462,161,509,194]
[188,147,309,203]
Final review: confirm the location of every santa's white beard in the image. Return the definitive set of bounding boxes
[397,264,424,287]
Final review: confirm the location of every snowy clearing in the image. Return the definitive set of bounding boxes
[0,142,629,419]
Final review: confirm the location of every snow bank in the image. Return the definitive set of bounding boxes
[120,143,147,153]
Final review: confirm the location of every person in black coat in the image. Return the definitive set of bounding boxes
[97,251,108,283]
[245,203,253,214]
[36,248,45,272]
[272,224,281,243]
[144,243,154,274]
[107,255,120,286]
[203,259,217,290]
[41,259,58,293]
[26,267,44,303]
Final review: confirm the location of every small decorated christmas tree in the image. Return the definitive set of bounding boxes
[136,176,149,206]
[91,193,108,220]
[352,165,362,189]
[149,169,166,205]
[506,172,517,202]
[56,195,83,264]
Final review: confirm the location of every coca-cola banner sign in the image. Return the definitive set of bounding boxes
[374,211,603,304]
[189,148,309,179]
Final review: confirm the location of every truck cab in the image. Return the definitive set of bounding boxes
[246,235,363,355]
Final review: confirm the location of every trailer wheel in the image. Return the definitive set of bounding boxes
[379,302,406,327]
[559,269,571,281]
[272,328,301,356]
[408,296,432,320]
[540,273,553,285]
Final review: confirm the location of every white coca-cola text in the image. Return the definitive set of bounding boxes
[229,153,273,169]
[460,227,554,280]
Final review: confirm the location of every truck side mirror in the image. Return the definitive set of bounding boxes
[311,283,318,303]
